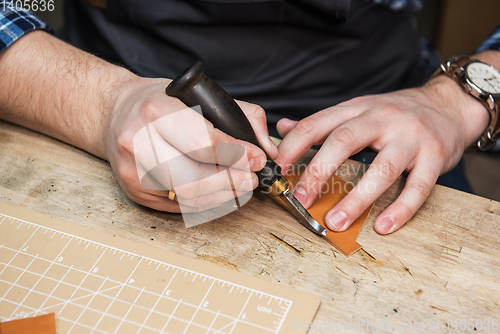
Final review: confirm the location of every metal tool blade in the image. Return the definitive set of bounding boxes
[279,189,328,237]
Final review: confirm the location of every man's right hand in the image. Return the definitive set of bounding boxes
[105,78,278,212]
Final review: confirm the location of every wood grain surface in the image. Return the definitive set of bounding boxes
[1,120,499,333]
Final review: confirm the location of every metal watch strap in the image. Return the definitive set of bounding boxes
[432,55,500,151]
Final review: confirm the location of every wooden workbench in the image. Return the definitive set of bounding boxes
[1,120,499,333]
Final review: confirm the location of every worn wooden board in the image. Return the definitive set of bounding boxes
[1,120,499,333]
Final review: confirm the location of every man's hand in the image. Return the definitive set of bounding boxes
[105,78,277,212]
[0,31,278,213]
[276,67,492,234]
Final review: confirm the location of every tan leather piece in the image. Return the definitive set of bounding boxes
[0,313,56,334]
[272,172,373,256]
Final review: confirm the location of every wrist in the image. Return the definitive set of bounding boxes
[421,74,490,150]
[93,67,138,160]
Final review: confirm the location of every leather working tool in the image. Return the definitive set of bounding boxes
[166,62,327,237]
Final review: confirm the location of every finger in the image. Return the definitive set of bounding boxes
[152,106,266,171]
[374,159,440,234]
[237,100,279,160]
[126,182,250,214]
[122,187,182,213]
[292,115,382,208]
[172,167,258,199]
[177,189,251,209]
[275,104,365,169]
[276,118,298,137]
[325,144,417,232]
[136,126,258,196]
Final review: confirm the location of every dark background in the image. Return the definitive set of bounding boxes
[37,0,500,59]
[34,0,500,201]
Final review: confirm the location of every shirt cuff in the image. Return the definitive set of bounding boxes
[0,3,53,54]
[476,25,500,53]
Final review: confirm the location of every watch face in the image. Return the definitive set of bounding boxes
[466,62,500,94]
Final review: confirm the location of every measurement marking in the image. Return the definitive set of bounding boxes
[68,276,109,333]
[274,299,290,332]
[92,258,143,331]
[58,315,108,334]
[214,318,235,333]
[0,262,238,326]
[0,213,293,333]
[0,279,273,332]
[0,215,290,303]
[31,281,121,317]
[58,246,106,316]
[1,285,275,334]
[0,278,116,315]
[0,225,39,277]
[184,280,215,334]
[1,255,38,302]
[206,310,220,334]
[9,236,75,318]
[138,268,179,333]
[114,287,145,333]
[228,291,253,334]
[33,264,74,316]
[2,294,170,333]
[0,250,284,330]
[0,261,121,304]
[160,298,182,333]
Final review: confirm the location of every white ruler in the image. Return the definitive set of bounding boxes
[0,202,320,333]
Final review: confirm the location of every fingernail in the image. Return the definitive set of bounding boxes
[326,210,348,231]
[293,186,307,204]
[238,175,258,191]
[377,216,395,234]
[249,157,265,171]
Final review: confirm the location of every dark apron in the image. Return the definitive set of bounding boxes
[64,0,421,127]
[63,1,473,194]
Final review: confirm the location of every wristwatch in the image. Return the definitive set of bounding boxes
[431,55,500,151]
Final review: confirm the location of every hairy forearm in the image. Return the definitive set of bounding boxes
[0,30,136,159]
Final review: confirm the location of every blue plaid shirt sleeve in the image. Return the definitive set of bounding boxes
[476,25,500,53]
[0,1,52,54]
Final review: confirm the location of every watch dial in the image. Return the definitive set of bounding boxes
[466,62,500,94]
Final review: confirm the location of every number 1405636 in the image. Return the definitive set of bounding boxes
[1,0,55,12]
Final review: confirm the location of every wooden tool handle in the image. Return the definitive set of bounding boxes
[166,61,281,188]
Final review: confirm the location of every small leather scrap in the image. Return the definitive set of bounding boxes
[273,172,374,256]
[0,313,56,334]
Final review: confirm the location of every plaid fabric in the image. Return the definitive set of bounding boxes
[477,25,500,53]
[0,1,52,54]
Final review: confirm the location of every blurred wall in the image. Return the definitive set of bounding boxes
[436,0,500,58]
[34,0,64,31]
